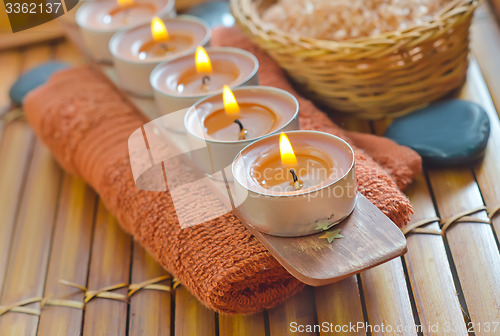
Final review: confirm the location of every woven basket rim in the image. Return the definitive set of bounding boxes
[232,0,478,50]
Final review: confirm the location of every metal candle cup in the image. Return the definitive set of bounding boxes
[184,86,299,175]
[232,131,357,237]
[76,0,175,62]
[150,47,259,116]
[109,16,210,97]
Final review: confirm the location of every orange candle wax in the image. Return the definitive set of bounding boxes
[176,47,239,94]
[138,34,193,59]
[250,133,334,192]
[176,66,238,94]
[204,103,277,141]
[202,86,279,141]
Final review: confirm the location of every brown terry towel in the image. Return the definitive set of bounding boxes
[24,29,421,314]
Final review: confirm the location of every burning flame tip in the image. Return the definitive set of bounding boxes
[195,46,212,74]
[279,133,297,166]
[222,85,240,115]
[151,17,168,41]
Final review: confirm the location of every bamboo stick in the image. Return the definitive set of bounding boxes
[0,121,34,292]
[268,287,316,336]
[36,175,97,336]
[470,3,500,118]
[464,60,500,240]
[0,51,20,99]
[459,60,500,331]
[0,49,21,138]
[0,139,62,336]
[82,201,132,336]
[128,242,172,336]
[314,277,365,336]
[219,312,266,336]
[359,259,417,336]
[175,286,216,336]
[469,4,500,238]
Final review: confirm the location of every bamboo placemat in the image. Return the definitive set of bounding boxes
[0,3,499,334]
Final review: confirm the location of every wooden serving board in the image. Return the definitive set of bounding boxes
[63,23,407,286]
[243,194,407,286]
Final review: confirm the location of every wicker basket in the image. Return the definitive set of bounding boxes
[231,0,478,119]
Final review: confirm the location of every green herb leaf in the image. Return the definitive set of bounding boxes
[319,229,344,243]
[315,219,332,231]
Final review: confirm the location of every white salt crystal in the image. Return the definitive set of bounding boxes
[261,0,449,41]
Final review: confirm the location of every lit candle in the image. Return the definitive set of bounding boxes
[249,133,333,192]
[76,0,175,62]
[150,47,259,116]
[136,17,195,60]
[203,85,277,141]
[232,131,357,237]
[174,47,240,95]
[110,16,210,96]
[195,46,213,90]
[184,86,299,175]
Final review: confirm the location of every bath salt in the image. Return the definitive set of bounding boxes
[261,0,449,41]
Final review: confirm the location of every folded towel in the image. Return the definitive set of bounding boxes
[24,28,421,314]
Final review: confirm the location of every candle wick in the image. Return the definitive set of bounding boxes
[160,43,169,51]
[234,119,248,140]
[234,119,247,140]
[202,75,211,87]
[289,169,302,191]
[234,119,244,131]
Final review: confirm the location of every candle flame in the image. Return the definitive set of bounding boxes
[222,85,240,115]
[279,133,297,166]
[151,17,168,41]
[117,0,133,7]
[195,46,212,73]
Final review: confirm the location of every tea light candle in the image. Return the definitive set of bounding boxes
[178,47,238,95]
[184,86,299,175]
[110,16,210,96]
[203,85,279,141]
[150,47,259,116]
[232,131,357,237]
[76,0,175,62]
